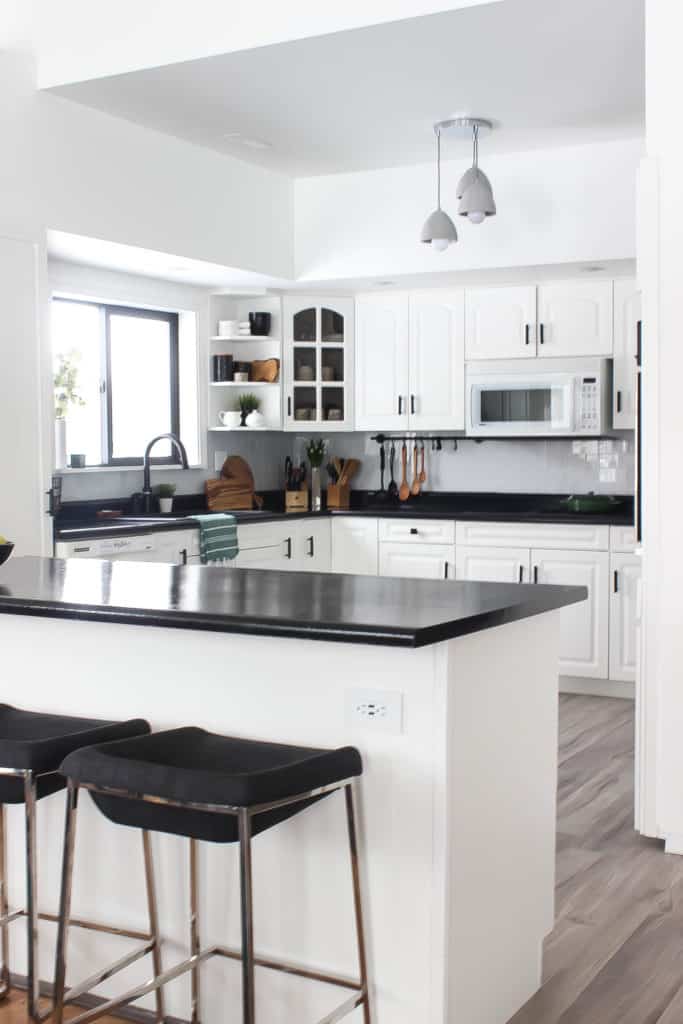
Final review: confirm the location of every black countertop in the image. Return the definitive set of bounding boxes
[0,557,586,648]
[54,491,634,542]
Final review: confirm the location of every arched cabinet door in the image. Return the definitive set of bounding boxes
[283,297,354,431]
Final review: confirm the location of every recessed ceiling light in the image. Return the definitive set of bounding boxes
[222,131,272,150]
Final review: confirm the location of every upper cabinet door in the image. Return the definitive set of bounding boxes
[409,290,465,430]
[355,294,410,430]
[613,279,641,429]
[537,281,613,358]
[283,297,354,431]
[465,286,537,360]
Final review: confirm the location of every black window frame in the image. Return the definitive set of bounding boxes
[53,297,181,468]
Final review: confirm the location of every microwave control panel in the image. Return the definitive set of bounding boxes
[577,376,600,432]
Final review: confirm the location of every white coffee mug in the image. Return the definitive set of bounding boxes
[219,410,241,428]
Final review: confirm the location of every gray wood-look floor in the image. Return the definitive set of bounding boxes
[509,694,683,1024]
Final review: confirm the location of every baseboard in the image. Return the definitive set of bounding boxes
[559,675,635,700]
[10,972,189,1024]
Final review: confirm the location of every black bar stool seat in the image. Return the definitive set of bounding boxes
[61,726,362,842]
[55,726,371,1024]
[0,704,151,1022]
[0,704,150,803]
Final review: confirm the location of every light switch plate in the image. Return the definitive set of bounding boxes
[345,688,403,735]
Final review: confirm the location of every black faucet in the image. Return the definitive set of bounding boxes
[142,433,189,512]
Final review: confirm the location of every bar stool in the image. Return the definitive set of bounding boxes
[54,726,371,1024]
[0,703,151,1021]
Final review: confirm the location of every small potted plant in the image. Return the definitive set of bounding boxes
[155,482,176,514]
[238,392,263,428]
[305,437,327,511]
[54,350,86,469]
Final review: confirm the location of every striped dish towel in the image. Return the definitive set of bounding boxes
[191,513,239,564]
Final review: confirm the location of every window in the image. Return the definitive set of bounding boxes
[52,298,183,467]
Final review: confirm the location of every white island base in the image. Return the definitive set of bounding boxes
[1,609,560,1024]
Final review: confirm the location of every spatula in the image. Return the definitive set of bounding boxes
[399,442,410,501]
[411,441,420,496]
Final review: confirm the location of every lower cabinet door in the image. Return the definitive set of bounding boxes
[295,520,332,572]
[609,553,641,682]
[455,545,530,584]
[378,542,455,581]
[532,548,609,679]
[331,518,379,575]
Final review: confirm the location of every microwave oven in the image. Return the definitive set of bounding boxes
[466,358,612,437]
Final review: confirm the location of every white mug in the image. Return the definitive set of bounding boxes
[219,410,241,428]
[217,320,238,337]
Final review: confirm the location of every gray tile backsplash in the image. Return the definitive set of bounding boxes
[60,432,634,502]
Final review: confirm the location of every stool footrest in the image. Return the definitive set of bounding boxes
[0,907,150,943]
[63,943,367,1024]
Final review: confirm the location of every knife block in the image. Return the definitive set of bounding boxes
[326,483,350,509]
[285,490,308,512]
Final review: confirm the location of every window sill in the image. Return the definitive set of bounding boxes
[57,465,207,475]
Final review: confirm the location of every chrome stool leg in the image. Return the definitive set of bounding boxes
[53,780,79,1024]
[345,783,371,1024]
[0,806,10,1000]
[142,832,165,1024]
[189,839,200,1024]
[24,773,40,1021]
[238,810,255,1024]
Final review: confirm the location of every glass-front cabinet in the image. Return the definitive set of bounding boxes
[283,297,354,431]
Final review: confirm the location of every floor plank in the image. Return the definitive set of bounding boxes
[510,694,683,1023]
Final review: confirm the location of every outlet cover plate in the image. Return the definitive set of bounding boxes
[345,688,403,735]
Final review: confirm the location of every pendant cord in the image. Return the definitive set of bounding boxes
[473,124,479,171]
[436,130,442,209]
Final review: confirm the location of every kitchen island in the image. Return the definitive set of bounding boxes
[0,557,585,1024]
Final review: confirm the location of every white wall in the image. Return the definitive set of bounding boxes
[295,137,643,282]
[33,0,502,87]
[0,47,294,551]
[638,0,683,845]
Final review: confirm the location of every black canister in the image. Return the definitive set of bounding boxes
[248,312,271,336]
[212,353,233,381]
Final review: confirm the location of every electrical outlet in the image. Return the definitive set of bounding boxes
[345,688,403,735]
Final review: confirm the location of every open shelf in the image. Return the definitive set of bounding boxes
[210,336,280,342]
[210,380,279,387]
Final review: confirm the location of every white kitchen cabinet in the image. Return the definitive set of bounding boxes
[379,542,455,581]
[455,520,609,552]
[378,518,455,545]
[283,296,354,431]
[464,286,537,360]
[609,553,641,682]
[408,290,465,430]
[355,294,410,430]
[235,522,296,570]
[610,525,637,553]
[613,279,641,429]
[294,519,332,572]
[536,281,613,358]
[455,545,530,584]
[331,517,378,575]
[532,548,609,678]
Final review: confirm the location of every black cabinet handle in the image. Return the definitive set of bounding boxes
[539,323,545,345]
[533,565,539,584]
[518,564,524,583]
[410,394,416,415]
[636,320,642,368]
[410,528,418,535]
[285,537,292,559]
[614,570,619,593]
[617,390,623,414]
[444,562,449,580]
[398,395,403,415]
[525,324,530,346]
[287,396,292,417]
[180,548,188,566]
[307,535,315,557]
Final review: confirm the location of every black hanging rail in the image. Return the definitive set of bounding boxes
[370,433,472,450]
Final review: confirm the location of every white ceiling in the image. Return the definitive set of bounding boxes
[50,0,644,177]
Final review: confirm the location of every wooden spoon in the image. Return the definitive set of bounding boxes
[419,442,426,484]
[411,442,420,496]
[399,443,410,501]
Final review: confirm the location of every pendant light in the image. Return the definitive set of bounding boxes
[420,129,458,251]
[457,123,496,224]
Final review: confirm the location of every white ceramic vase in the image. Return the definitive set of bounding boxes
[159,497,174,514]
[55,418,67,469]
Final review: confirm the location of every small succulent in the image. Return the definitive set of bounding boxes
[155,483,176,498]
